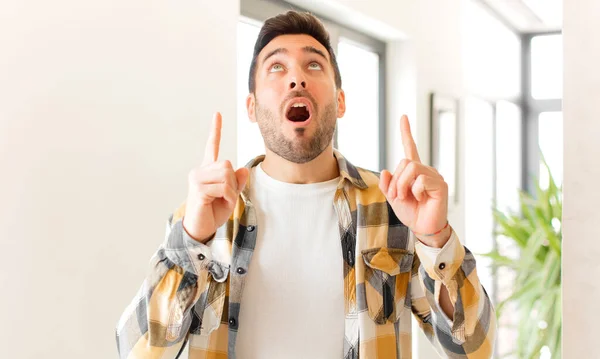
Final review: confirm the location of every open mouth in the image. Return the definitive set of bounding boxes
[285,99,312,123]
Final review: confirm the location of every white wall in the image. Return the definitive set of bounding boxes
[0,0,468,358]
[0,0,238,358]
[562,0,600,356]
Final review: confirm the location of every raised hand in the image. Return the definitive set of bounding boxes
[378,115,450,248]
[182,112,250,243]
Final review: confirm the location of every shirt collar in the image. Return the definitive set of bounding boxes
[240,149,368,201]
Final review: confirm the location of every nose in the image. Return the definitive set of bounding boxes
[288,68,307,90]
[289,79,306,89]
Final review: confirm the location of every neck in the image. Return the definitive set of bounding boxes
[260,144,340,184]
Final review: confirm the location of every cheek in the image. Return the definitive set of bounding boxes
[312,84,337,106]
[256,75,285,97]
[257,89,281,110]
[265,74,289,90]
[312,75,336,92]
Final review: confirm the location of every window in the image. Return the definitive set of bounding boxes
[524,33,563,190]
[464,97,495,296]
[496,100,522,215]
[465,97,524,359]
[336,39,380,170]
[464,23,562,359]
[238,0,386,171]
[495,100,523,358]
[531,34,563,100]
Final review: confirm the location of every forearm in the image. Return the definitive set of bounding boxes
[439,283,454,320]
[116,250,198,358]
[116,212,226,358]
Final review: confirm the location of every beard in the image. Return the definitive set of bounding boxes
[255,92,337,164]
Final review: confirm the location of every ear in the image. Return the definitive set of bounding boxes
[246,93,257,123]
[336,89,346,118]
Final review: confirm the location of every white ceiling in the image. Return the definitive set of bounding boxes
[480,0,562,33]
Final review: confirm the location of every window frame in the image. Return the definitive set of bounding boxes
[472,1,563,193]
[520,31,563,193]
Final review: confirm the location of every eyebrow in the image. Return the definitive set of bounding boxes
[302,46,328,61]
[262,48,288,65]
[261,46,329,65]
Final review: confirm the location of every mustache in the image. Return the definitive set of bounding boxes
[280,90,317,113]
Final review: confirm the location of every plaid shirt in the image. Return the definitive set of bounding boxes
[116,150,496,358]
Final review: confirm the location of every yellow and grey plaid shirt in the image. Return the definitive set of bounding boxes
[116,150,496,358]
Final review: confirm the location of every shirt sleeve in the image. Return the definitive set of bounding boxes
[411,229,497,358]
[161,215,229,282]
[115,208,229,359]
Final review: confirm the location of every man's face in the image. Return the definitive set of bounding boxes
[247,34,345,164]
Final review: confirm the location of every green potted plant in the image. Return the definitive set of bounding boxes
[483,157,562,358]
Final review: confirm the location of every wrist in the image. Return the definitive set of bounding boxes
[182,216,215,244]
[414,223,452,248]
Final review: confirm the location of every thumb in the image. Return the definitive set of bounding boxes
[235,167,250,193]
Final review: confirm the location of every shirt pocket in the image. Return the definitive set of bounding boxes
[361,247,414,325]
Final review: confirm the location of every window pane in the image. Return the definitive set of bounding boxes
[464,97,495,293]
[496,101,522,214]
[539,111,563,189]
[495,100,522,359]
[531,35,563,100]
[237,20,263,167]
[336,39,380,171]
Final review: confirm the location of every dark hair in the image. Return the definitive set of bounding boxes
[248,11,342,93]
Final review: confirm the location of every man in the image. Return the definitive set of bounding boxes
[116,11,496,359]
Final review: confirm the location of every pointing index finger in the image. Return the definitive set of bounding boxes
[400,114,421,163]
[203,112,222,165]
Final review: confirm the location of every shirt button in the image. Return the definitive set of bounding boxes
[236,267,246,275]
[228,317,237,327]
[247,225,255,232]
[197,253,205,260]
[439,263,446,270]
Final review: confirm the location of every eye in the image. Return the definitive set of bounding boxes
[270,63,284,72]
[308,62,322,70]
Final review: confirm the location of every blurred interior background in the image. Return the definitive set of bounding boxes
[1,0,597,358]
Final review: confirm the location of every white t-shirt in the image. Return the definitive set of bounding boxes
[235,163,345,359]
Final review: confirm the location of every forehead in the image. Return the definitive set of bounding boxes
[258,34,330,62]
